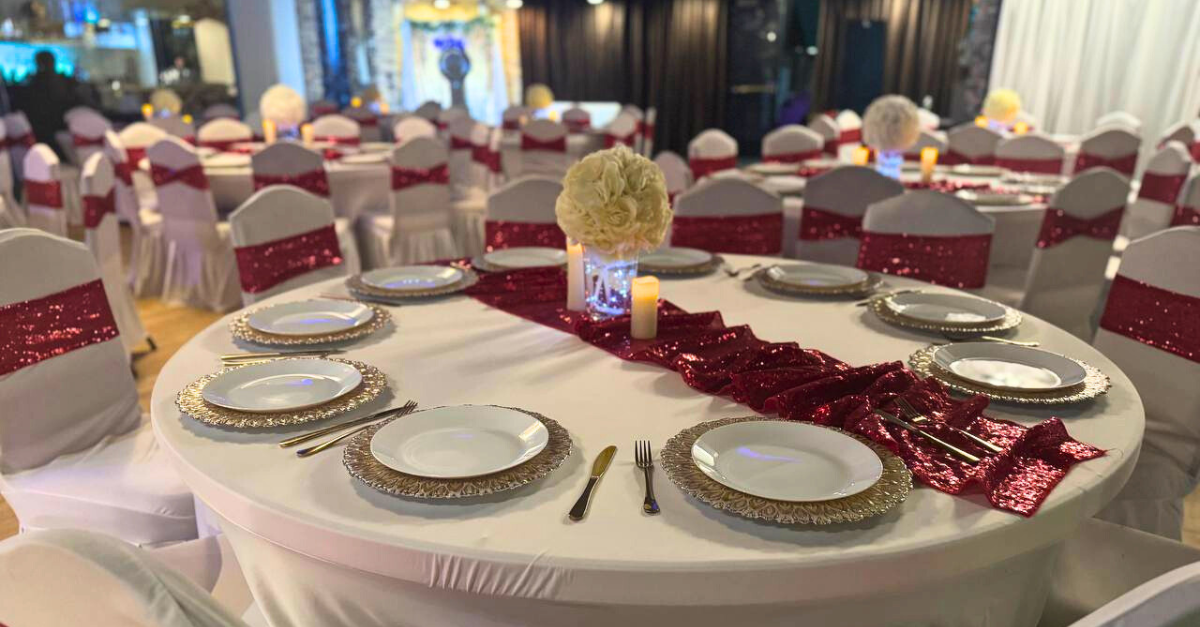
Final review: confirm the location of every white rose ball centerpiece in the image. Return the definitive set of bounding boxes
[555,145,672,319]
[863,95,921,180]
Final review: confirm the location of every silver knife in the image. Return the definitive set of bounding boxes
[568,445,617,521]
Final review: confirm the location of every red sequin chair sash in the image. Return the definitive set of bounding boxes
[252,169,331,197]
[0,279,119,376]
[688,155,738,180]
[6,132,35,149]
[838,128,862,144]
[1100,275,1200,364]
[798,206,862,241]
[566,118,591,133]
[994,156,1062,174]
[472,145,502,173]
[763,149,821,164]
[125,146,148,165]
[520,135,567,152]
[357,116,379,128]
[1171,205,1200,227]
[822,138,838,155]
[1138,172,1187,205]
[941,150,995,167]
[150,164,210,190]
[1036,206,1124,248]
[24,180,63,208]
[857,231,992,288]
[449,136,474,151]
[390,164,449,191]
[82,191,116,229]
[638,121,654,139]
[71,133,105,148]
[671,212,783,255]
[1073,152,1137,177]
[233,224,343,294]
[319,135,361,147]
[604,132,636,149]
[113,161,134,186]
[484,221,565,251]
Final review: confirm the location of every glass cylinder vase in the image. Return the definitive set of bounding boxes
[874,149,903,180]
[583,246,639,320]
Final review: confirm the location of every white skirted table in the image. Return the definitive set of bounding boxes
[151,253,1142,627]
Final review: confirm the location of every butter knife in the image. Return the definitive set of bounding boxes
[568,445,617,521]
[875,410,981,464]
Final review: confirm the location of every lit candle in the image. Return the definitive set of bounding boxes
[851,146,870,166]
[181,114,193,124]
[379,101,389,114]
[630,276,659,340]
[974,116,988,128]
[1013,121,1029,135]
[920,146,938,183]
[566,240,585,311]
[141,103,153,120]
[263,120,277,144]
[300,123,315,146]
[351,96,363,108]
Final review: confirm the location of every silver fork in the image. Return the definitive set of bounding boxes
[895,397,1004,455]
[722,263,762,278]
[634,440,660,515]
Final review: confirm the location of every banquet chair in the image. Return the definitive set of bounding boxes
[621,105,645,153]
[672,177,783,255]
[1170,174,1200,229]
[484,175,564,251]
[66,107,112,166]
[834,109,864,160]
[393,115,438,145]
[1073,127,1140,178]
[81,152,149,354]
[515,119,570,179]
[230,186,351,305]
[981,168,1129,339]
[447,116,483,201]
[641,107,657,157]
[312,114,362,146]
[903,128,948,161]
[105,131,166,297]
[150,115,197,142]
[1093,227,1200,540]
[0,119,21,224]
[0,530,255,627]
[1121,142,1191,240]
[945,123,1003,165]
[243,111,263,139]
[687,128,738,181]
[1015,110,1039,130]
[1158,121,1196,154]
[203,102,241,122]
[449,120,492,257]
[563,106,592,133]
[64,104,100,125]
[414,100,443,122]
[310,98,338,119]
[809,113,839,156]
[437,106,469,134]
[0,229,198,545]
[149,137,240,311]
[795,165,904,265]
[1094,111,1142,133]
[118,121,170,210]
[342,105,383,142]
[22,144,67,237]
[5,110,35,183]
[500,105,527,131]
[197,118,254,152]
[603,112,639,149]
[1037,518,1200,627]
[995,134,1066,175]
[761,125,824,163]
[917,107,940,129]
[654,151,693,204]
[359,136,458,267]
[858,190,995,288]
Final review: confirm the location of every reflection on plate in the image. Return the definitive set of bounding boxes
[885,292,1007,325]
[246,300,375,337]
[201,359,362,413]
[767,263,868,289]
[931,343,1087,392]
[481,247,568,269]
[639,247,714,269]
[361,266,463,291]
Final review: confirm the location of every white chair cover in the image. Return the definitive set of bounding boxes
[562,106,591,133]
[500,105,528,132]
[119,122,171,210]
[1094,227,1200,540]
[642,107,657,157]
[1122,142,1192,240]
[64,105,101,125]
[512,119,570,179]
[903,128,948,160]
[1063,562,1200,627]
[1158,121,1195,149]
[671,177,783,254]
[484,175,562,251]
[761,125,824,162]
[436,106,469,135]
[995,134,1066,174]
[229,186,350,305]
[0,229,196,544]
[447,122,495,257]
[687,129,738,180]
[414,100,443,122]
[447,116,482,201]
[150,137,240,311]
[835,110,864,160]
[946,123,1003,164]
[860,191,995,287]
[0,530,249,627]
[23,144,66,236]
[1095,111,1142,133]
[150,116,197,141]
[795,166,904,265]
[82,152,148,353]
[1074,127,1141,178]
[66,108,112,166]
[392,116,437,145]
[917,108,940,130]
[4,111,33,183]
[603,112,639,150]
[0,119,20,224]
[309,99,338,119]
[654,151,692,200]
[808,114,839,156]
[203,103,241,122]
[105,131,166,297]
[311,114,361,145]
[341,106,383,142]
[359,136,459,267]
[197,119,253,151]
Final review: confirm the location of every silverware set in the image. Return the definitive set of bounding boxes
[569,445,616,521]
[568,442,662,521]
[290,400,419,458]
[895,397,1003,455]
[220,349,340,365]
[875,409,981,464]
[722,263,762,278]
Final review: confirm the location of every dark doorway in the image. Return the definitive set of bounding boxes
[833,19,885,113]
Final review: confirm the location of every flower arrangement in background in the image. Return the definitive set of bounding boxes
[259,84,307,130]
[556,145,672,258]
[863,95,920,180]
[983,88,1022,124]
[149,89,182,116]
[525,83,554,110]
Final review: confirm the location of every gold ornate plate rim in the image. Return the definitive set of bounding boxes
[868,294,1022,333]
[176,358,388,429]
[346,267,479,300]
[343,404,572,500]
[661,416,911,525]
[754,267,884,297]
[908,345,1111,405]
[640,254,726,277]
[229,303,392,347]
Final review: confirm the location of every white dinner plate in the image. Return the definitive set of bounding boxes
[950,164,1005,177]
[358,142,394,153]
[932,343,1087,392]
[746,162,798,176]
[247,300,375,337]
[338,152,388,165]
[761,175,806,195]
[886,292,1007,325]
[361,266,463,292]
[203,153,252,168]
[766,263,868,289]
[691,421,883,502]
[370,405,549,478]
[956,190,1033,206]
[202,359,362,413]
[803,157,841,169]
[640,247,714,269]
[482,247,568,269]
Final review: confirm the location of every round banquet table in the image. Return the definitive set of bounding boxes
[150,254,1142,627]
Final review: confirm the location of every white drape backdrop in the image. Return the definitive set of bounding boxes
[989,0,1200,168]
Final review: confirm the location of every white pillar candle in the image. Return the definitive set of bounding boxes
[630,276,659,339]
[920,147,938,183]
[300,123,315,146]
[566,240,585,311]
[851,146,870,166]
[263,120,278,144]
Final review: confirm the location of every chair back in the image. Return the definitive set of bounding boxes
[945,124,1002,165]
[1075,127,1140,178]
[389,136,453,240]
[762,125,823,163]
[229,186,346,305]
[117,122,169,164]
[413,100,443,122]
[1069,560,1200,627]
[563,107,591,133]
[835,110,863,158]
[501,105,528,131]
[485,175,564,250]
[148,137,220,248]
[641,107,657,156]
[447,117,483,199]
[436,106,469,133]
[148,116,195,142]
[517,119,570,178]
[392,116,437,144]
[1095,110,1141,133]
[311,114,361,146]
[994,134,1065,174]
[23,144,66,236]
[687,129,738,180]
[63,106,100,125]
[797,165,904,266]
[66,109,112,165]
[654,151,692,202]
[903,128,948,161]
[81,152,143,350]
[0,229,140,473]
[341,106,382,142]
[1123,141,1191,240]
[4,111,34,182]
[808,114,839,156]
[672,177,782,254]
[1159,121,1195,153]
[859,190,994,287]
[917,108,939,129]
[1170,171,1200,228]
[309,99,338,118]
[196,118,253,152]
[603,112,639,149]
[251,143,329,197]
[202,103,240,122]
[102,131,144,229]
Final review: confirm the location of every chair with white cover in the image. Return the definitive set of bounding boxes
[197,118,254,153]
[602,112,639,150]
[834,110,863,160]
[687,128,738,181]
[641,107,657,157]
[858,190,995,288]
[310,99,338,119]
[149,137,240,311]
[243,111,263,139]
[413,100,443,122]
[500,105,527,132]
[449,121,493,257]
[203,102,241,122]
[22,144,66,236]
[654,150,692,205]
[762,125,824,164]
[229,186,350,306]
[81,153,148,353]
[149,116,196,142]
[1094,111,1141,133]
[342,105,383,142]
[392,115,437,145]
[0,530,253,627]
[809,114,839,157]
[1073,128,1140,178]
[1158,121,1196,153]
[0,119,20,224]
[672,177,783,255]
[1121,142,1191,240]
[312,114,362,146]
[563,106,592,134]
[104,131,165,297]
[359,137,458,267]
[0,229,198,545]
[1092,226,1200,540]
[995,134,1066,175]
[4,111,35,183]
[903,128,948,161]
[484,175,564,251]
[917,108,939,130]
[118,122,170,210]
[982,168,1129,338]
[436,106,469,134]
[447,115,483,202]
[514,119,570,178]
[66,108,112,166]
[796,165,905,266]
[945,123,1003,165]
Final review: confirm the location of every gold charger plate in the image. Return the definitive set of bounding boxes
[661,416,911,525]
[346,267,479,301]
[344,405,572,499]
[176,358,388,429]
[908,345,1111,405]
[868,292,1022,334]
[754,267,883,297]
[229,302,392,347]
[640,253,726,277]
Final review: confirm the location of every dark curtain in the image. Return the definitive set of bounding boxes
[812,0,972,116]
[518,0,728,154]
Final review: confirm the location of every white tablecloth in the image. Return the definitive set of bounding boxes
[150,254,1142,627]
[199,162,390,222]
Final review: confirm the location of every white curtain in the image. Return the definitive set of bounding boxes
[990,0,1200,165]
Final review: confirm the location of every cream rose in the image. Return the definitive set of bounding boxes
[863,95,920,152]
[259,84,307,129]
[149,89,182,116]
[983,89,1022,123]
[556,145,672,257]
